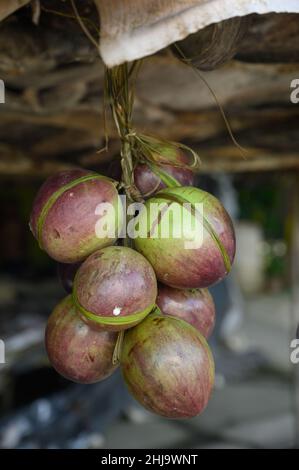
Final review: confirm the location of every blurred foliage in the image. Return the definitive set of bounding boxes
[238,182,283,239]
[236,174,289,281]
[265,253,285,278]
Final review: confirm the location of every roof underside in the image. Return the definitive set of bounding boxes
[95,0,299,66]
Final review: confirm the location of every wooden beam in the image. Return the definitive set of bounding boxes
[0,0,30,22]
[237,13,299,63]
[0,8,298,177]
[199,147,299,173]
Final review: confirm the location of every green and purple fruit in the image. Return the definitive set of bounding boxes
[134,186,235,288]
[73,246,157,331]
[134,163,194,198]
[45,296,118,384]
[121,310,215,418]
[157,285,215,338]
[30,169,123,263]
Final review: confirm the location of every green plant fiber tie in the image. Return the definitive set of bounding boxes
[72,288,156,326]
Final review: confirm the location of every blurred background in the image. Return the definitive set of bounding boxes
[0,1,299,449]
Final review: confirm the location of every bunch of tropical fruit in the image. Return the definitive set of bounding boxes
[29,139,235,418]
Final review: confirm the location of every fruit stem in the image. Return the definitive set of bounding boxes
[105,64,141,203]
[112,331,124,365]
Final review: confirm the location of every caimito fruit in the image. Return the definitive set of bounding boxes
[134,163,194,198]
[121,310,215,418]
[134,143,194,197]
[73,246,157,331]
[45,296,118,384]
[134,186,235,288]
[157,285,215,338]
[30,168,123,263]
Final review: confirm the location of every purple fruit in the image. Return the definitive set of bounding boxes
[134,143,195,198]
[121,310,215,418]
[157,285,215,338]
[134,163,194,198]
[30,169,123,263]
[73,246,157,331]
[134,186,236,288]
[45,296,118,384]
[57,262,81,293]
